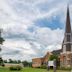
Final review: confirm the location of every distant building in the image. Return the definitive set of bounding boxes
[32,52,52,68]
[60,5,72,67]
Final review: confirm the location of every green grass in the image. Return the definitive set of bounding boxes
[0,67,71,72]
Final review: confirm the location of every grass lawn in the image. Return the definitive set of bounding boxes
[0,67,71,72]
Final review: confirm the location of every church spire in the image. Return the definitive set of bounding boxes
[65,5,71,33]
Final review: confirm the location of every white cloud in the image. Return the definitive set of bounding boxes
[34,28,64,45]
[1,27,64,61]
[0,0,71,61]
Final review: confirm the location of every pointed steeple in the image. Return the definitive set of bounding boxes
[65,5,71,33]
[62,5,72,52]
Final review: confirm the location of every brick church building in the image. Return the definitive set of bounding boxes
[60,5,72,67]
[32,5,72,68]
[32,52,52,68]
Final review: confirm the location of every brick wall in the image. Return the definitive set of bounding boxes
[60,52,72,67]
[32,52,52,68]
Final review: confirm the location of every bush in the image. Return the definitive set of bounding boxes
[58,67,72,71]
[40,65,47,69]
[1,64,5,67]
[9,66,22,71]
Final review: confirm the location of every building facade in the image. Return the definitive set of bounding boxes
[60,6,72,67]
[32,52,52,68]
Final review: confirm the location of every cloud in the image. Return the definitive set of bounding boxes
[1,27,64,61]
[0,0,71,61]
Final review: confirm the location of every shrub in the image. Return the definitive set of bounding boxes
[1,64,5,67]
[40,65,47,69]
[9,66,22,71]
[58,67,72,71]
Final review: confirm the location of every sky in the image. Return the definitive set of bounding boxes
[0,0,72,61]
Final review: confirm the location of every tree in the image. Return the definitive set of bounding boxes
[4,60,7,63]
[28,62,32,67]
[49,54,60,67]
[18,60,21,63]
[49,54,58,61]
[0,29,5,45]
[0,57,3,64]
[9,59,13,63]
[0,57,4,66]
[0,37,5,51]
[8,59,21,64]
[0,37,5,45]
[22,61,29,67]
[0,29,5,66]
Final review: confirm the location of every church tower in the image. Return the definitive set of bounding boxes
[63,5,72,52]
[60,5,72,67]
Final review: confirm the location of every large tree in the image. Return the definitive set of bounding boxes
[0,29,5,51]
[0,57,4,66]
[49,54,58,61]
[0,29,5,66]
[0,37,4,44]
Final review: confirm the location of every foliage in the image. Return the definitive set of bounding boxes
[22,61,32,67]
[8,59,21,64]
[49,54,60,67]
[0,67,71,72]
[40,65,47,69]
[4,59,32,67]
[9,66,22,71]
[1,64,5,67]
[58,67,72,71]
[0,57,4,66]
[0,37,5,44]
[49,54,58,61]
[4,60,7,63]
[18,60,21,63]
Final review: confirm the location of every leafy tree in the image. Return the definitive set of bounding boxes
[0,29,5,66]
[49,54,60,67]
[4,60,7,63]
[8,59,21,64]
[9,59,13,63]
[49,54,58,61]
[0,37,4,51]
[18,60,21,63]
[22,61,29,67]
[0,57,4,66]
[28,62,32,67]
[0,37,5,44]
[12,60,18,64]
[0,57,3,64]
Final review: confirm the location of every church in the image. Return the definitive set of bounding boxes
[60,5,72,67]
[32,5,72,68]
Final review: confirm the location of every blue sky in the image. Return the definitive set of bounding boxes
[34,15,64,29]
[0,0,72,61]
